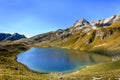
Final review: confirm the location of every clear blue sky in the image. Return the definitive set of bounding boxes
[0,0,120,37]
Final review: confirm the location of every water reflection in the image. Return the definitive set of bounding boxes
[17,48,109,73]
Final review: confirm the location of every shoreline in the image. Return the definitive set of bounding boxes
[15,47,111,74]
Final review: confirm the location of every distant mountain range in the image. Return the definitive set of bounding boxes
[0,33,26,41]
[2,14,120,50]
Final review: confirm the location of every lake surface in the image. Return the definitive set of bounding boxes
[17,48,109,73]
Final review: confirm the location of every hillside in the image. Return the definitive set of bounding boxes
[23,14,120,50]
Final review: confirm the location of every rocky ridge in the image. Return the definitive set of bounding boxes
[90,14,120,27]
[0,33,26,41]
[17,14,120,50]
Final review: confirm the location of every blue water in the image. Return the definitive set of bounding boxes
[17,48,109,73]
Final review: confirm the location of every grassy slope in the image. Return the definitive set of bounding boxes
[0,42,50,80]
[1,23,120,80]
[64,60,120,80]
[62,22,120,50]
[34,22,120,51]
[0,43,120,80]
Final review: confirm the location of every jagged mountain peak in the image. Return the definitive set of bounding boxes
[102,14,120,24]
[13,33,19,35]
[0,33,26,41]
[90,14,120,27]
[77,18,88,22]
[112,14,120,22]
[73,18,90,27]
[113,14,120,17]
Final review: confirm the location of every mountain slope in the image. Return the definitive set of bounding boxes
[0,33,26,41]
[24,14,120,50]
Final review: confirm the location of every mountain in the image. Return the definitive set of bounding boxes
[0,33,26,41]
[73,18,90,27]
[90,14,120,27]
[21,14,120,50]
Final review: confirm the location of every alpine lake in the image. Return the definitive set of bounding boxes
[17,48,110,73]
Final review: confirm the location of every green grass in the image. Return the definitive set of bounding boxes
[0,43,50,80]
[63,60,120,80]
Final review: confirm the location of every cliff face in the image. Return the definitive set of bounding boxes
[0,33,26,41]
[25,14,120,50]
